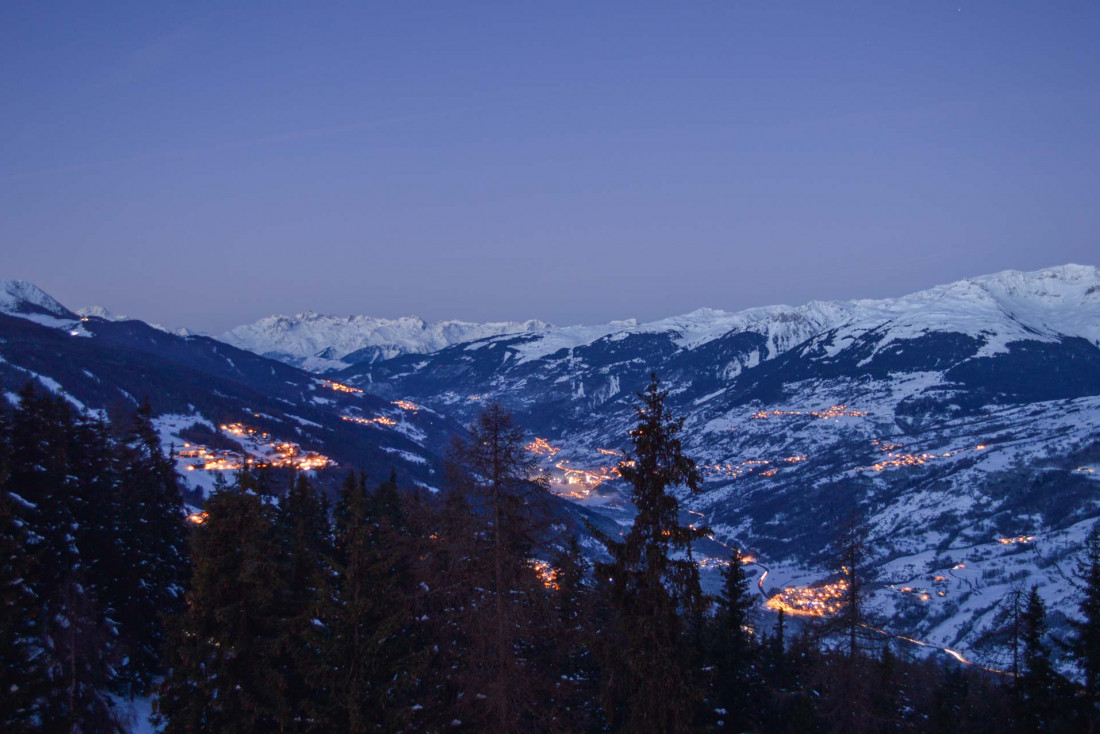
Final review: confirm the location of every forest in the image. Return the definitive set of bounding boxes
[2,377,1100,733]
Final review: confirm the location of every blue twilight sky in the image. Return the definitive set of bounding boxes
[2,2,1098,333]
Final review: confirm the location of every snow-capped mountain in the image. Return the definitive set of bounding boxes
[76,305,197,337]
[231,264,1099,377]
[1,279,77,320]
[0,284,461,497]
[341,264,1100,419]
[220,312,550,371]
[75,305,127,321]
[338,264,1100,663]
[0,280,611,538]
[4,265,1100,667]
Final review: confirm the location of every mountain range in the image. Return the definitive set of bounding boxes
[3,264,1099,666]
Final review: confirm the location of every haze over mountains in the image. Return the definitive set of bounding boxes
[2,263,1099,665]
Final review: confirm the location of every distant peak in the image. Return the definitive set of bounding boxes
[0,280,75,319]
[77,305,127,321]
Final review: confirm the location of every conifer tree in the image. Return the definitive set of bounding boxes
[594,374,708,734]
[324,471,423,732]
[710,549,757,732]
[547,535,603,731]
[765,607,791,690]
[7,384,121,729]
[274,472,332,731]
[105,401,189,693]
[1012,585,1056,730]
[446,403,555,732]
[930,664,971,734]
[1069,527,1100,721]
[409,478,481,727]
[156,477,288,732]
[823,515,876,659]
[8,383,77,592]
[0,407,51,731]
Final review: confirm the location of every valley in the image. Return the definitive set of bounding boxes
[2,265,1099,672]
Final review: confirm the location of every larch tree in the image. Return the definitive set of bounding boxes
[446,402,555,733]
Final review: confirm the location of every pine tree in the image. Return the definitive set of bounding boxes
[930,664,971,734]
[813,517,880,732]
[823,515,876,659]
[0,407,51,731]
[323,471,423,732]
[155,477,288,732]
[1017,585,1055,733]
[7,384,121,730]
[594,374,708,734]
[408,478,481,728]
[710,549,757,732]
[274,472,332,731]
[765,607,791,690]
[8,383,77,592]
[1070,526,1100,724]
[104,402,188,694]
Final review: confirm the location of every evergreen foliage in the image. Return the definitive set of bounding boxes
[107,401,189,693]
[708,549,758,732]
[156,475,289,732]
[0,383,189,730]
[1017,585,1057,732]
[7,377,1100,733]
[594,374,708,733]
[321,470,423,731]
[1069,527,1100,722]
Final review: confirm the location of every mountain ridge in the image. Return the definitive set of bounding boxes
[215,264,1100,372]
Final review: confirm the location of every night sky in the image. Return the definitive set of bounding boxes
[3,2,1098,333]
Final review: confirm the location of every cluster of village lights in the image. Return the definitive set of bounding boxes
[858,441,988,473]
[319,379,363,394]
[702,455,807,481]
[342,415,397,427]
[529,559,559,590]
[765,579,849,617]
[175,424,334,473]
[524,437,560,457]
[751,405,869,421]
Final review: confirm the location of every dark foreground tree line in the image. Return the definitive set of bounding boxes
[2,377,1100,732]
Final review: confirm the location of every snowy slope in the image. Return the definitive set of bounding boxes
[0,279,76,319]
[5,265,1099,665]
[76,305,197,337]
[503,263,1100,364]
[339,264,1100,664]
[828,263,1100,359]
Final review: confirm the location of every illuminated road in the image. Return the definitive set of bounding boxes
[861,625,1008,675]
